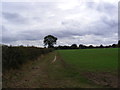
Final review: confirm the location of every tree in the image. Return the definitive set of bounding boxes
[71,44,77,49]
[44,35,57,48]
[118,40,120,47]
[99,44,104,48]
[112,44,117,48]
[118,40,120,44]
[79,44,87,49]
[88,45,94,48]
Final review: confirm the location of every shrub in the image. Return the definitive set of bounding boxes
[2,45,54,70]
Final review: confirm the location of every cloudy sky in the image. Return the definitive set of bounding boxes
[1,0,119,47]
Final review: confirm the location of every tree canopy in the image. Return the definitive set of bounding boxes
[44,35,57,48]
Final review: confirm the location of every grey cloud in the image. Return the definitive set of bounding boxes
[86,2,116,14]
[3,17,117,44]
[52,30,80,38]
[2,26,26,43]
[58,16,117,38]
[86,2,96,9]
[1,1,118,46]
[2,12,28,24]
[19,30,45,40]
[96,2,117,15]
[2,27,52,43]
[102,17,118,28]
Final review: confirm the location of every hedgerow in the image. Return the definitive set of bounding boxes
[2,45,54,70]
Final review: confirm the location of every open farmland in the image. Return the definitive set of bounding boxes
[58,48,118,72]
[3,48,118,88]
[58,48,118,87]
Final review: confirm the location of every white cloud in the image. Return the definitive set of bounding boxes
[1,0,118,47]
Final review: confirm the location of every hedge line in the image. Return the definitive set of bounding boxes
[2,45,54,70]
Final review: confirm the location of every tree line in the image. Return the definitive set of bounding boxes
[55,43,119,50]
[43,35,120,49]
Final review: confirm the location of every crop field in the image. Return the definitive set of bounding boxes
[58,48,118,87]
[58,48,118,72]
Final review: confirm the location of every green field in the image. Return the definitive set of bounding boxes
[57,48,118,87]
[58,48,118,72]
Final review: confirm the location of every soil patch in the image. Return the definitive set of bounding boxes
[82,71,118,88]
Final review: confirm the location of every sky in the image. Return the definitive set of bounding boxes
[1,0,119,47]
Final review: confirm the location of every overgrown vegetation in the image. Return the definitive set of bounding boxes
[2,45,54,70]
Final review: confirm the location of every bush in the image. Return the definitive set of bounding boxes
[2,45,54,70]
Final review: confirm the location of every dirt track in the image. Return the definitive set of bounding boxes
[51,55,56,63]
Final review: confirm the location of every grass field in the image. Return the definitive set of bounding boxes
[58,48,118,72]
[58,48,118,88]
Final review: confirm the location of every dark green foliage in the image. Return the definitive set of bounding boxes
[2,45,54,70]
[44,35,57,48]
[71,44,78,49]
[118,40,120,47]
